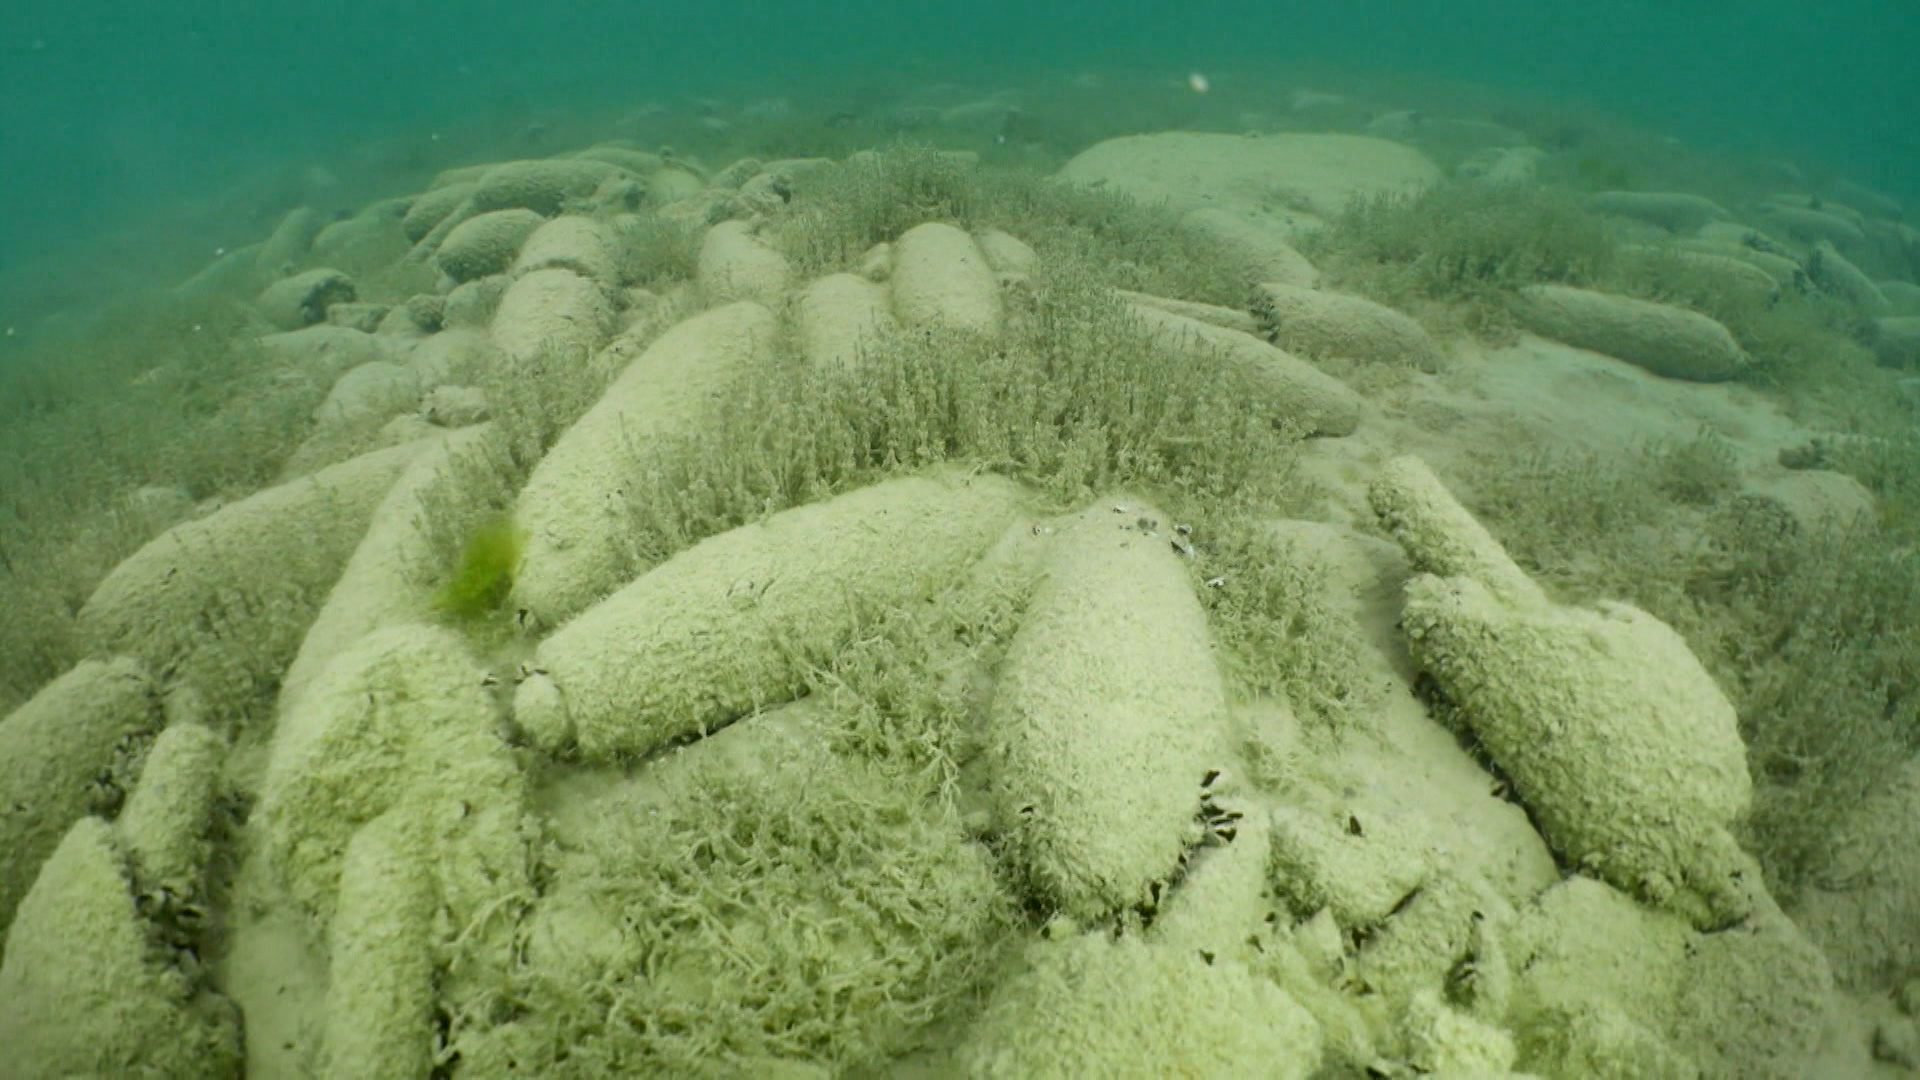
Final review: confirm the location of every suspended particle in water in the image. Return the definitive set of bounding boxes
[1188,72,1211,94]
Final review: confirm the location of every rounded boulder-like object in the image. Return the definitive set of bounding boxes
[1509,284,1750,382]
[258,268,357,331]
[436,209,545,284]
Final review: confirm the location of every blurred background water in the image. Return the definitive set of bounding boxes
[2,0,1914,309]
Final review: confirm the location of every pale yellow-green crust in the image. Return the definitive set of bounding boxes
[261,623,531,932]
[0,817,240,1077]
[116,719,227,896]
[510,301,778,629]
[959,932,1323,1079]
[321,811,439,1080]
[987,497,1225,922]
[0,655,160,940]
[514,467,1028,761]
[1372,454,1753,928]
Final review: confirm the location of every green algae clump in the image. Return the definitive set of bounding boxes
[434,514,524,620]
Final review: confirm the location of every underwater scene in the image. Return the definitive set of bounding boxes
[2,1,1918,1076]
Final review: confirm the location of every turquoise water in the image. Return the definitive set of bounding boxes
[2,0,1913,288]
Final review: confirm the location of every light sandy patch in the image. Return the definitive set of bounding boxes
[1058,132,1442,236]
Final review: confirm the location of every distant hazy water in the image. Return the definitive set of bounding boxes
[1,0,1913,282]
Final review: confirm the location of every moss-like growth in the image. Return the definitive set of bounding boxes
[1827,428,1920,533]
[614,259,1305,579]
[1195,518,1380,734]
[1312,180,1620,333]
[607,210,700,285]
[0,301,320,712]
[773,143,1246,304]
[804,565,1032,804]
[1646,431,1740,506]
[80,442,428,730]
[777,144,982,274]
[433,513,523,620]
[1313,178,1889,411]
[448,718,1015,1076]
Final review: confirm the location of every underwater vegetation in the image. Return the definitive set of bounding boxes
[1305,171,1920,902]
[2,68,1918,1070]
[432,513,524,620]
